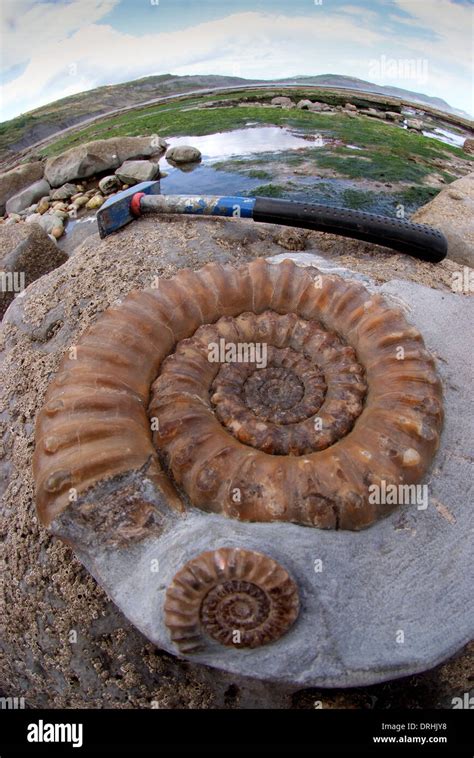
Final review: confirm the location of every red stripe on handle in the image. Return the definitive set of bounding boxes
[131,192,145,216]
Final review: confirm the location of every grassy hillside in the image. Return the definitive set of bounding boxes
[1,73,471,163]
[0,74,261,159]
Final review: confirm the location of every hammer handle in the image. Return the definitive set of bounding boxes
[253,197,447,262]
[139,194,447,262]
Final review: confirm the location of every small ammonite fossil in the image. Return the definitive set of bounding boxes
[33,258,443,533]
[164,548,299,653]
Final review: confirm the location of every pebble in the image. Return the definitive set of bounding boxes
[72,196,89,209]
[85,195,105,210]
[37,198,50,215]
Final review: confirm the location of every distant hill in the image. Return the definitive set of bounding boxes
[277,75,471,120]
[0,74,261,156]
[0,72,471,162]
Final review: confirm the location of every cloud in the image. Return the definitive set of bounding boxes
[0,10,386,120]
[0,2,472,121]
[392,0,473,62]
[1,0,119,69]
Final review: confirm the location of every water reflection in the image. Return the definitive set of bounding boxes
[159,126,318,164]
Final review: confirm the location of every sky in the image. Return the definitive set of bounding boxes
[0,0,472,122]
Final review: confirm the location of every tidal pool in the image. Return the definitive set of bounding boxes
[159,125,320,162]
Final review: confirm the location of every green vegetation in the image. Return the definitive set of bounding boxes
[397,185,439,205]
[245,183,292,198]
[245,169,273,179]
[341,188,378,209]
[310,147,433,182]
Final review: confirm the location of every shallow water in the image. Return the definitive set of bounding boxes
[400,119,469,147]
[422,127,467,147]
[160,165,261,196]
[160,126,320,162]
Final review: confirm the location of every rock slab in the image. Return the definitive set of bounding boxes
[5,179,51,215]
[0,161,44,215]
[0,223,67,317]
[54,273,473,688]
[411,172,474,267]
[44,136,168,187]
[115,160,161,184]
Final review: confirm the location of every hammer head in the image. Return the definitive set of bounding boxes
[97,180,161,238]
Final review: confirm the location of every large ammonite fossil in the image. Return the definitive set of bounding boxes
[34,258,444,530]
[33,258,443,651]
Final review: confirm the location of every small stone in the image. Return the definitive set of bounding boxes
[276,227,308,251]
[6,213,21,222]
[52,210,68,222]
[296,99,313,110]
[307,101,325,112]
[51,183,78,201]
[85,194,105,210]
[385,111,404,121]
[463,138,474,155]
[165,146,202,165]
[115,160,160,184]
[37,198,50,215]
[38,214,64,237]
[344,103,357,111]
[406,118,424,131]
[72,196,89,209]
[271,96,295,108]
[98,175,121,195]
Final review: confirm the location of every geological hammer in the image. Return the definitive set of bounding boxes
[97,180,447,262]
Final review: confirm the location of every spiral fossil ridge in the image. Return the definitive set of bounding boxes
[33,258,443,533]
[164,548,300,652]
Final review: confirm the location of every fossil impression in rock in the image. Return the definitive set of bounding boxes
[34,258,443,535]
[164,547,299,653]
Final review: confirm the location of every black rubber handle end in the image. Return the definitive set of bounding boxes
[253,197,447,263]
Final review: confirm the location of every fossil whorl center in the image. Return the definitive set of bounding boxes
[164,548,300,652]
[152,311,367,459]
[33,258,444,534]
